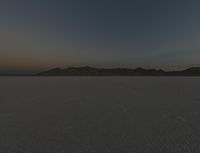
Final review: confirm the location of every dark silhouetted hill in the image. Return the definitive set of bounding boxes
[167,67,200,76]
[37,66,200,76]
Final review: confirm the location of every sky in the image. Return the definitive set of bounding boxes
[0,0,200,73]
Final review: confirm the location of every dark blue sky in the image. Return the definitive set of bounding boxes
[0,0,200,73]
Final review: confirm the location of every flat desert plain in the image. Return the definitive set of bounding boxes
[0,77,200,153]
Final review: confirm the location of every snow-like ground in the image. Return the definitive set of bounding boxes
[0,77,200,153]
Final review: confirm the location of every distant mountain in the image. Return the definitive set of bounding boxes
[37,66,200,76]
[167,67,200,76]
[183,67,200,74]
[1,66,200,76]
[37,66,166,76]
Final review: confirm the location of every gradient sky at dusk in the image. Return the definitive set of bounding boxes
[0,0,200,73]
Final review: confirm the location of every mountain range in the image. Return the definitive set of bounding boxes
[37,66,200,76]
